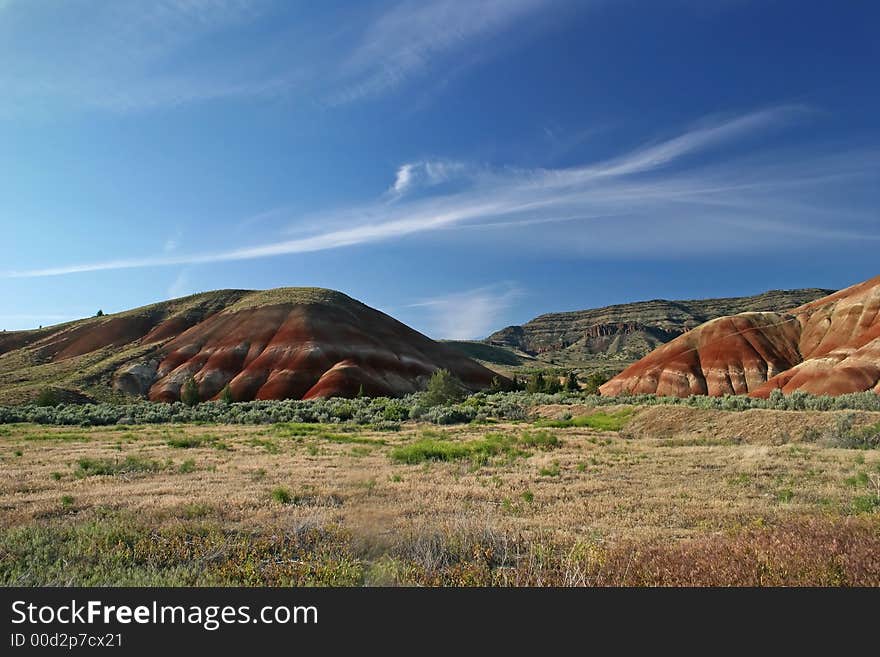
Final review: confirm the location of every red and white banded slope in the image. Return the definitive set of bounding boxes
[1,288,498,402]
[600,275,880,397]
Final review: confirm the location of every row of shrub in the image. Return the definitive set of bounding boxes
[1,388,878,427]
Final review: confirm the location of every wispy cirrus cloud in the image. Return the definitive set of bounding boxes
[5,105,879,279]
[0,0,278,113]
[405,283,524,339]
[329,0,554,104]
[0,0,559,115]
[388,159,472,197]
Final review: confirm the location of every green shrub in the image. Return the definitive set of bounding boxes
[825,415,880,449]
[582,371,612,395]
[180,377,201,407]
[35,388,59,407]
[423,369,467,407]
[177,459,196,474]
[0,389,878,429]
[271,487,292,504]
[167,435,216,449]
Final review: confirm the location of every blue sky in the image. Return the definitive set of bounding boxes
[1,0,878,338]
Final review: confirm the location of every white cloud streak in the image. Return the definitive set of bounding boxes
[406,283,524,339]
[329,0,553,104]
[388,159,472,197]
[5,105,879,279]
[0,0,558,114]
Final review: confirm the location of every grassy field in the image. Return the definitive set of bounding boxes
[1,405,879,586]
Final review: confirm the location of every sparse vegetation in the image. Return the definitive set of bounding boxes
[74,455,164,477]
[0,512,877,586]
[2,392,879,587]
[823,414,880,449]
[180,377,201,407]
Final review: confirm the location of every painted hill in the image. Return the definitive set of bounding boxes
[600,275,880,398]
[486,288,833,369]
[0,288,498,405]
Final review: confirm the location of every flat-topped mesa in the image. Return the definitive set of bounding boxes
[486,288,832,363]
[600,275,880,398]
[1,288,500,404]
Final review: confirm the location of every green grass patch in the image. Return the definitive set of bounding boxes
[534,408,634,431]
[271,423,357,437]
[249,438,281,454]
[74,455,164,478]
[270,487,292,504]
[390,430,559,465]
[850,494,880,514]
[180,503,211,519]
[23,431,91,442]
[0,511,364,586]
[518,430,561,449]
[177,459,196,474]
[776,488,795,503]
[167,434,219,449]
[320,433,386,446]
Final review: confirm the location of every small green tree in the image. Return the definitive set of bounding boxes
[489,375,505,393]
[180,377,200,407]
[583,371,612,395]
[545,376,562,394]
[424,369,466,406]
[35,388,59,407]
[565,371,580,392]
[95,310,104,317]
[527,372,546,394]
[220,384,234,405]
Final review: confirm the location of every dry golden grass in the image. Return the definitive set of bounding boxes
[2,405,879,585]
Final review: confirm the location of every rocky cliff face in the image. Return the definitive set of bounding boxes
[600,276,880,397]
[0,288,498,404]
[487,289,833,366]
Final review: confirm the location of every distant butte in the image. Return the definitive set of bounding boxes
[600,275,880,398]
